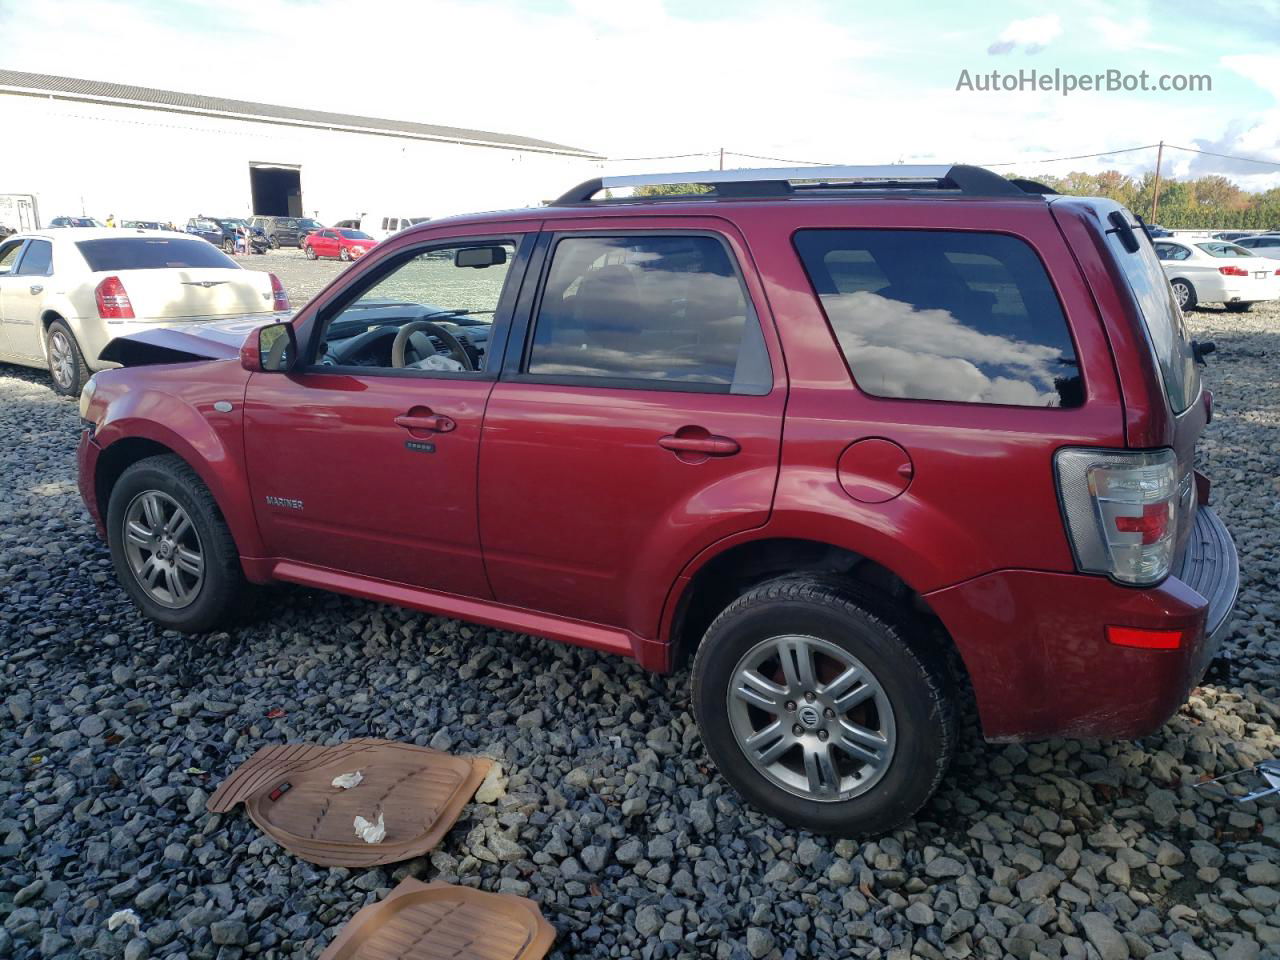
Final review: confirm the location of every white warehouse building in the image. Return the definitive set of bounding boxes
[0,70,603,230]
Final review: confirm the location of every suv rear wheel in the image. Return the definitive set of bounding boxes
[107,455,247,633]
[691,576,954,836]
[222,237,235,255]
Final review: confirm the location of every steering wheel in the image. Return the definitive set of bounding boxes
[391,320,474,371]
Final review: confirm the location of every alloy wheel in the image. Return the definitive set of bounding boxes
[726,634,896,802]
[1174,282,1190,307]
[121,490,205,609]
[48,330,74,388]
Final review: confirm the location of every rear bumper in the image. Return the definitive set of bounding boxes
[926,507,1238,741]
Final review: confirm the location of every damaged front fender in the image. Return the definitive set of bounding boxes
[98,316,284,367]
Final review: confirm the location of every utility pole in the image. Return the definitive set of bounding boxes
[719,147,724,171]
[1150,140,1164,224]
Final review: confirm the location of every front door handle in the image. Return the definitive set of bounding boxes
[394,412,455,433]
[658,433,740,457]
[29,284,43,295]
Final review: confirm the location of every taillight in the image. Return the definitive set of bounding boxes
[269,273,290,311]
[1055,448,1179,585]
[95,276,134,319]
[1219,265,1249,277]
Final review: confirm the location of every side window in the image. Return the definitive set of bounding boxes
[15,239,52,276]
[794,229,1083,408]
[0,241,23,274]
[526,234,771,395]
[317,240,517,375]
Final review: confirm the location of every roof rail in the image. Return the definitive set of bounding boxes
[554,164,1029,204]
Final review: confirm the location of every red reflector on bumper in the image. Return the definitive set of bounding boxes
[1106,625,1182,650]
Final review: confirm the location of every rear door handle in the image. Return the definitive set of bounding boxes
[658,434,740,456]
[29,285,42,295]
[394,413,456,433]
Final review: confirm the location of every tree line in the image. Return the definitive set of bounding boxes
[1011,170,1280,230]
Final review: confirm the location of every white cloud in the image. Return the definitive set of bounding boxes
[1086,15,1179,52]
[988,14,1062,55]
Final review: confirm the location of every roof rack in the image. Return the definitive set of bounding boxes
[554,164,1036,204]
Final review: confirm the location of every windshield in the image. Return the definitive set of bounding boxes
[1196,242,1255,258]
[338,230,373,240]
[77,237,239,271]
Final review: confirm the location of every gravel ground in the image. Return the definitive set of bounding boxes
[1,267,1278,960]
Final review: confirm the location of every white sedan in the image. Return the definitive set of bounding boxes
[1152,238,1279,312]
[0,228,290,396]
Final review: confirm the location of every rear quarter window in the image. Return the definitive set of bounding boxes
[76,237,239,271]
[1103,208,1200,413]
[794,229,1083,407]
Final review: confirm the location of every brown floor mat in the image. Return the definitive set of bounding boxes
[318,878,555,960]
[208,739,491,867]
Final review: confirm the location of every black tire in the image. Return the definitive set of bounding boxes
[45,319,90,397]
[1226,301,1253,313]
[223,237,235,254]
[106,455,247,633]
[691,576,954,836]
[269,235,280,249]
[339,247,351,262]
[1171,278,1197,311]
[305,244,317,260]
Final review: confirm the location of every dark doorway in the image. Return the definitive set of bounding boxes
[249,165,302,216]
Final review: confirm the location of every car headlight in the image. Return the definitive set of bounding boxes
[79,374,98,424]
[353,246,366,254]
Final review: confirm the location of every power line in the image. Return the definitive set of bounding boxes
[606,151,718,162]
[1163,143,1280,168]
[981,144,1160,167]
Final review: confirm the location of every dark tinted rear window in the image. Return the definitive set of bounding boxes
[77,238,238,271]
[794,229,1082,407]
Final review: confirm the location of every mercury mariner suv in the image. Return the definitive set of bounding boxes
[76,164,1239,835]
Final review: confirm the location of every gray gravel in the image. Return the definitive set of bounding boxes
[1,267,1278,959]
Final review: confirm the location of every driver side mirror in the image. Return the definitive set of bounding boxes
[241,322,298,373]
[455,245,507,269]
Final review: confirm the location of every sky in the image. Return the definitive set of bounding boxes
[2,0,1279,188]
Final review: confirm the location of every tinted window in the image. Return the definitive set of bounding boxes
[0,241,23,273]
[1103,207,1199,413]
[77,238,238,271]
[339,230,373,240]
[794,229,1082,407]
[527,235,771,394]
[16,239,52,275]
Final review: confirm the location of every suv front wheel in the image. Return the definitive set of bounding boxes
[106,455,248,633]
[692,576,954,836]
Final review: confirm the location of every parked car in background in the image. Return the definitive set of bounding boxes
[0,228,289,395]
[1211,231,1253,242]
[1145,223,1173,238]
[185,217,269,255]
[332,216,430,241]
[77,164,1237,836]
[1153,238,1279,311]
[122,220,165,230]
[295,218,324,247]
[49,216,104,228]
[303,227,375,261]
[1232,233,1280,253]
[249,216,322,249]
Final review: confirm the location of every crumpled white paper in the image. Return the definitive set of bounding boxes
[107,909,141,931]
[331,770,364,790]
[353,811,386,844]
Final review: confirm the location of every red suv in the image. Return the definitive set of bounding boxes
[76,165,1238,835]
